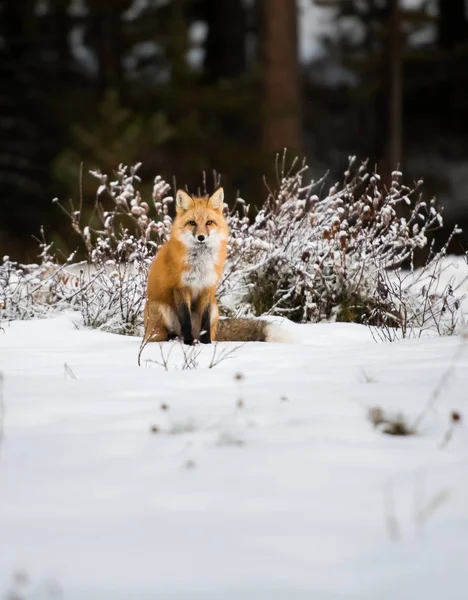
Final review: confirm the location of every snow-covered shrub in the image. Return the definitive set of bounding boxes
[52,164,173,334]
[218,153,465,337]
[1,156,464,340]
[0,164,172,334]
[368,239,464,341]
[0,236,77,321]
[0,257,47,321]
[76,163,172,255]
[72,251,148,335]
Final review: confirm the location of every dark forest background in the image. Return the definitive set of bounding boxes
[1,0,468,261]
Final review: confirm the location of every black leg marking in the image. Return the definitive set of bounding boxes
[167,331,178,341]
[177,302,194,345]
[200,305,211,344]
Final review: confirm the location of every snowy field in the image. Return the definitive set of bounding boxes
[1,312,468,599]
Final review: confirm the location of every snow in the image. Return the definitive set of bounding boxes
[1,313,468,599]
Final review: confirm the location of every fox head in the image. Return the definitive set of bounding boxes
[173,188,229,248]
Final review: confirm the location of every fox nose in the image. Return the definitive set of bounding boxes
[197,234,205,243]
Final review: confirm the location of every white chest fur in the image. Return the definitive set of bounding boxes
[181,243,220,295]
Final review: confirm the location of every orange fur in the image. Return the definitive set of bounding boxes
[144,187,228,344]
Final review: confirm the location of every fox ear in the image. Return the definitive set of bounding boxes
[208,187,224,211]
[176,189,193,214]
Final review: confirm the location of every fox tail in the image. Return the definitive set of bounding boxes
[215,318,292,343]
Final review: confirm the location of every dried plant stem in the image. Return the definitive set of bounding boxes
[412,336,467,432]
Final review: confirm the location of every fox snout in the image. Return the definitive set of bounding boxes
[197,234,206,243]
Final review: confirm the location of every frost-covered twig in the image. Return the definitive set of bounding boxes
[144,343,176,371]
[1,157,464,342]
[208,342,245,368]
[218,156,463,338]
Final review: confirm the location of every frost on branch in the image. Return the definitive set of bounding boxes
[58,164,173,334]
[86,163,173,257]
[0,166,173,335]
[219,153,464,338]
[0,234,78,321]
[0,157,465,340]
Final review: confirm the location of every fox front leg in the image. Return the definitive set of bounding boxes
[175,290,194,345]
[199,305,211,344]
[197,291,214,344]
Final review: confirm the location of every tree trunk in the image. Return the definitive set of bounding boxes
[260,0,301,154]
[387,0,402,171]
[88,0,125,99]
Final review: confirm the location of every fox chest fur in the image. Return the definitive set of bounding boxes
[181,240,220,295]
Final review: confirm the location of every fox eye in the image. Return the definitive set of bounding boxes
[206,220,215,226]
[186,220,196,227]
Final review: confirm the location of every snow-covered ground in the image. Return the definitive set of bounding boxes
[1,313,468,599]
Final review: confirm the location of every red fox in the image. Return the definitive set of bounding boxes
[144,187,288,344]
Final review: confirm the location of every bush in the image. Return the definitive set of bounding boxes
[0,155,465,340]
[220,153,464,338]
[0,164,172,333]
[0,236,77,321]
[53,164,173,333]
